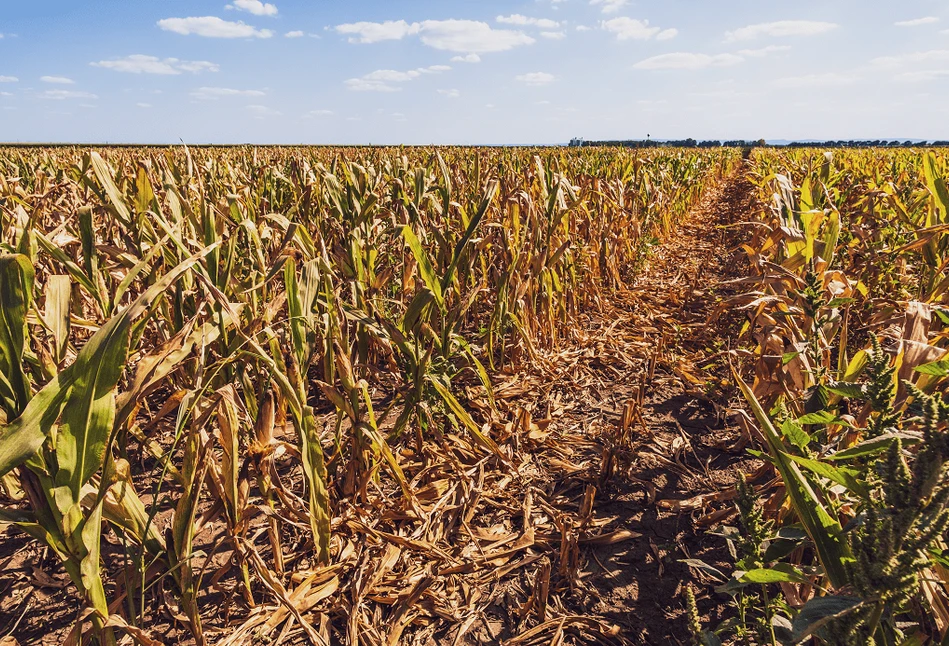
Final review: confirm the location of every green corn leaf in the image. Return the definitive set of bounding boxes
[401,225,444,311]
[740,563,809,585]
[89,152,132,227]
[45,275,71,366]
[924,152,949,223]
[428,376,504,460]
[915,358,949,376]
[789,595,863,645]
[0,247,216,482]
[441,179,498,292]
[783,453,869,499]
[0,254,34,419]
[734,370,852,589]
[827,433,921,461]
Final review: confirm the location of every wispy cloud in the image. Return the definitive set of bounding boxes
[246,104,282,118]
[590,0,629,15]
[334,20,419,43]
[771,73,855,89]
[736,45,792,57]
[633,52,744,70]
[91,55,219,75]
[345,65,451,92]
[633,44,789,71]
[285,30,305,38]
[437,88,461,98]
[451,53,481,63]
[871,50,949,83]
[497,15,561,29]
[601,18,676,41]
[872,50,949,68]
[38,89,98,100]
[41,76,75,84]
[0,76,18,83]
[333,19,535,53]
[158,16,274,38]
[515,71,555,86]
[725,20,837,42]
[895,70,949,82]
[190,86,266,100]
[895,17,939,27]
[226,0,278,17]
[420,20,534,52]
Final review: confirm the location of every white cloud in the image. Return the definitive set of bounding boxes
[438,88,461,98]
[576,25,591,32]
[334,19,535,53]
[872,51,949,82]
[497,15,561,29]
[516,71,555,86]
[633,52,744,70]
[418,20,535,53]
[590,0,629,14]
[307,109,334,116]
[334,20,420,43]
[285,30,304,38]
[136,103,152,108]
[91,55,219,75]
[872,50,949,68]
[345,65,449,92]
[38,90,98,100]
[541,31,566,39]
[896,70,949,82]
[725,20,837,42]
[345,78,401,92]
[451,53,481,63]
[366,70,422,82]
[736,45,792,57]
[158,17,274,39]
[247,104,282,118]
[226,0,278,16]
[0,76,17,83]
[601,18,667,41]
[41,76,75,84]
[656,28,678,41]
[771,73,855,89]
[191,86,266,100]
[895,17,939,27]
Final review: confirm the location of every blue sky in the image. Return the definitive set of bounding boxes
[1,0,948,144]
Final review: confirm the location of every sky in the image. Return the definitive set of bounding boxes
[0,0,948,144]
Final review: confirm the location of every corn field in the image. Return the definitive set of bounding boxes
[0,146,735,645]
[8,145,949,646]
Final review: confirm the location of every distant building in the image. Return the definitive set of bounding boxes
[569,138,585,147]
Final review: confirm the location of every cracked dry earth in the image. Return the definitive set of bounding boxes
[0,169,761,646]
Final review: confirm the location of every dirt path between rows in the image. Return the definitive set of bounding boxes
[483,167,761,644]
